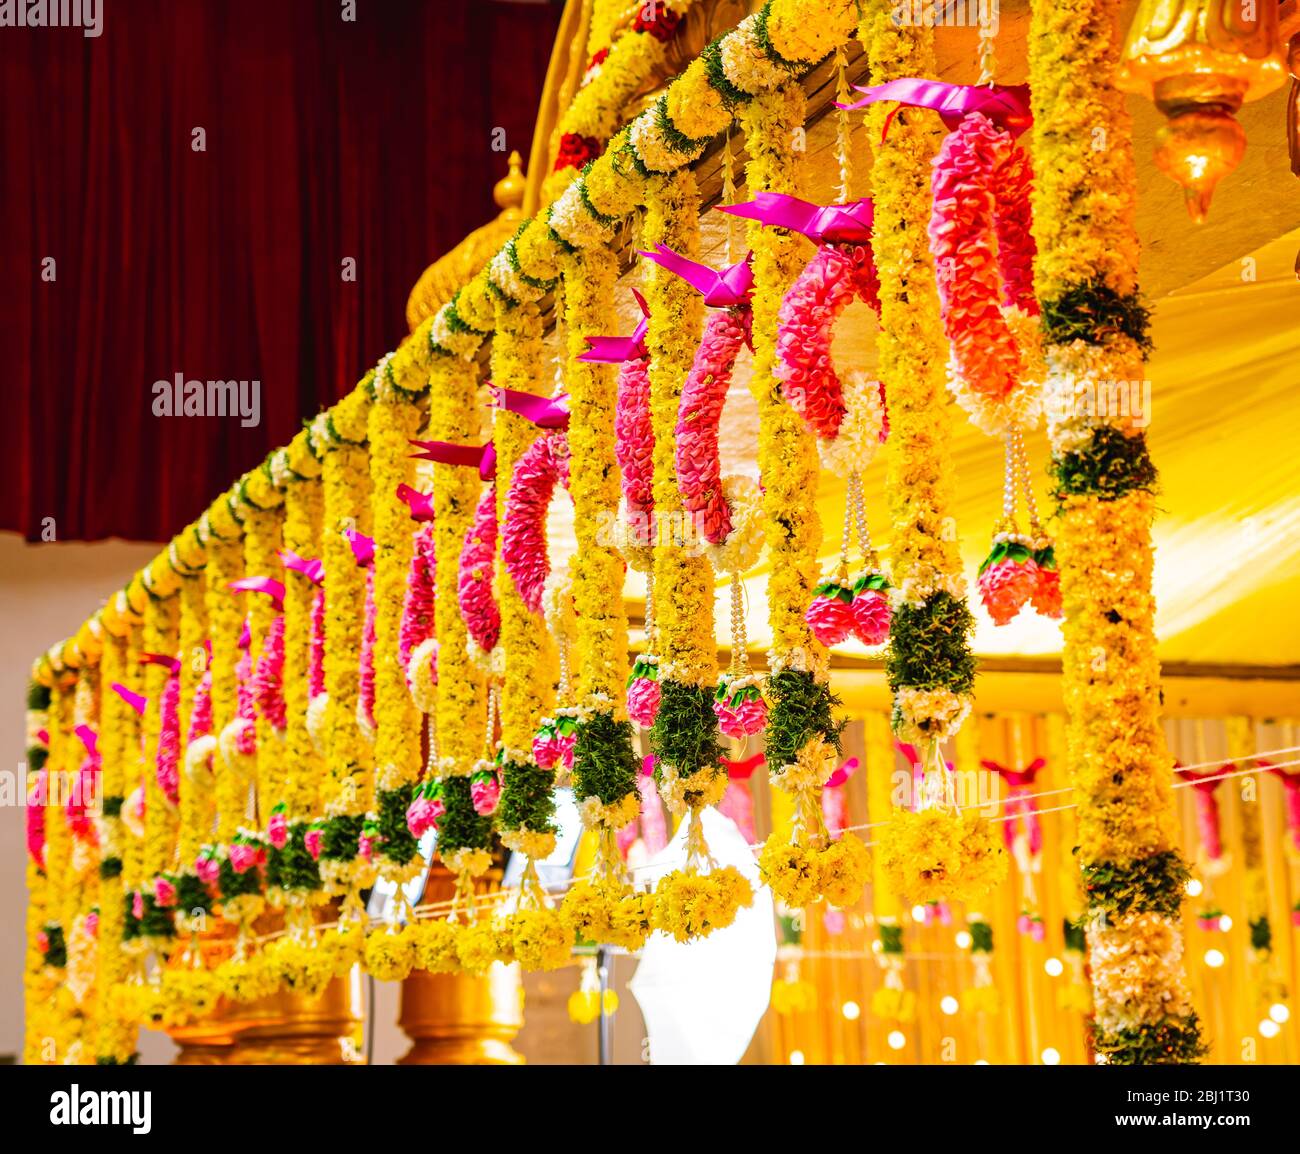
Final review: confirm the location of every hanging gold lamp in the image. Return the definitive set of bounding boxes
[1117,0,1286,222]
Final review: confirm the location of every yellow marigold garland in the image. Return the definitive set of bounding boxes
[203,530,246,845]
[176,568,212,867]
[1029,0,1202,1063]
[367,391,425,879]
[240,491,285,816]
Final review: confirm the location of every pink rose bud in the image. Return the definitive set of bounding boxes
[714,695,768,740]
[557,732,577,770]
[228,844,258,874]
[304,829,323,861]
[358,834,374,863]
[195,856,220,885]
[805,593,855,646]
[132,891,145,919]
[471,773,501,817]
[406,795,445,839]
[533,732,561,770]
[626,677,661,729]
[84,912,99,938]
[850,589,892,646]
[37,930,49,953]
[978,556,1039,627]
[153,877,177,908]
[267,811,289,850]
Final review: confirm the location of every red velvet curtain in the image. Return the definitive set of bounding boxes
[0,0,562,542]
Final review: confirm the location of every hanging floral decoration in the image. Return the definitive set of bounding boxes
[982,756,1048,936]
[960,916,1002,1016]
[397,484,438,715]
[502,429,572,615]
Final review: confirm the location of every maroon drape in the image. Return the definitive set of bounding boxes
[0,0,562,542]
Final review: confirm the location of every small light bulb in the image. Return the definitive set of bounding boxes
[1268,1003,1290,1024]
[1259,1020,1280,1040]
[940,995,959,1016]
[1204,949,1225,969]
[887,1030,906,1051]
[1185,878,1203,898]
[789,1049,805,1065]
[1218,914,1233,932]
[911,904,927,922]
[955,931,972,950]
[973,1059,989,1065]
[1044,957,1064,978]
[842,1000,861,1021]
[1041,1047,1061,1065]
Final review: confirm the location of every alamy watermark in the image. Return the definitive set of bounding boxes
[892,0,999,34]
[1047,378,1153,429]
[0,0,102,38]
[152,373,261,428]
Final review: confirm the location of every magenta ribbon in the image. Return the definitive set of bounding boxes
[138,651,181,674]
[839,79,1032,140]
[410,438,497,482]
[229,576,285,607]
[74,724,98,756]
[824,756,859,791]
[279,548,324,585]
[982,758,1046,856]
[718,193,875,245]
[637,244,754,308]
[110,682,148,717]
[493,384,570,429]
[395,483,435,524]
[1175,763,1225,862]
[344,529,374,567]
[238,620,251,650]
[1263,761,1300,851]
[721,751,765,781]
[579,289,651,363]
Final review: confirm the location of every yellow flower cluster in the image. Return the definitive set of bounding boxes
[281,476,325,819]
[428,353,488,778]
[321,440,372,821]
[771,976,817,1015]
[561,879,655,951]
[739,87,820,669]
[871,985,917,1023]
[878,808,1007,906]
[651,866,753,943]
[217,953,280,1004]
[493,299,557,759]
[562,245,630,708]
[1087,911,1196,1034]
[643,170,711,686]
[761,833,873,910]
[264,934,337,998]
[766,0,857,65]
[367,396,423,796]
[457,919,511,975]
[511,908,575,972]
[364,927,418,983]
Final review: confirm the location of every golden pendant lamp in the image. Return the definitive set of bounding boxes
[1117,0,1286,222]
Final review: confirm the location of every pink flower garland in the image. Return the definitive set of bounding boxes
[156,672,181,806]
[358,564,376,731]
[400,522,437,677]
[459,485,501,653]
[675,307,751,545]
[189,668,213,742]
[233,646,257,758]
[308,588,326,699]
[775,242,880,440]
[502,431,571,615]
[614,356,654,546]
[26,768,46,868]
[252,614,287,733]
[928,112,1038,404]
[67,741,100,842]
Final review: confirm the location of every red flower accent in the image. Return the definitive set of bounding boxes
[1031,564,1062,619]
[634,5,682,41]
[553,132,602,173]
[588,47,609,69]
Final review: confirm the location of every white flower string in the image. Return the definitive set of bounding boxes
[834,44,853,205]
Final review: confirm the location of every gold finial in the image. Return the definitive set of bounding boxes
[494,150,526,217]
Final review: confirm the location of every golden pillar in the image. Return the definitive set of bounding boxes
[397,866,524,1065]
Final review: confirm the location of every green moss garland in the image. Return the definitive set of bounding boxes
[320,813,365,863]
[1039,279,1152,352]
[650,679,722,784]
[572,711,640,809]
[42,923,67,968]
[374,785,420,866]
[266,823,323,892]
[1081,849,1189,921]
[173,871,212,917]
[765,668,844,770]
[1052,424,1158,503]
[436,776,494,856]
[970,919,994,953]
[498,757,560,834]
[1092,1016,1207,1065]
[886,591,976,696]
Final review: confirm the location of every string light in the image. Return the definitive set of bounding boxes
[1259,1019,1281,1039]
[789,1049,805,1065]
[1044,957,1064,977]
[841,1000,861,1021]
[887,1030,906,1051]
[1204,949,1226,968]
[1185,878,1203,898]
[1041,1047,1061,1065]
[940,996,959,1016]
[1269,1003,1290,1024]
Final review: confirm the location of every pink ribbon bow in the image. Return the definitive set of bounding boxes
[138,651,181,674]
[1175,761,1227,862]
[579,289,651,363]
[493,383,570,429]
[344,528,374,567]
[228,576,285,608]
[74,724,98,756]
[279,548,324,585]
[637,244,755,308]
[110,682,148,716]
[718,193,875,245]
[839,79,1033,141]
[982,758,1047,857]
[822,757,859,838]
[396,483,435,524]
[410,438,497,482]
[1261,760,1300,851]
[717,754,760,846]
